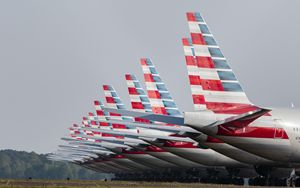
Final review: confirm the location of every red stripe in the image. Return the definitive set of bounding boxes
[191,33,206,45]
[94,101,100,105]
[182,38,190,46]
[186,12,196,21]
[90,121,97,125]
[144,74,154,82]
[147,90,161,99]
[140,58,147,65]
[152,107,167,115]
[96,110,104,116]
[102,133,113,137]
[206,136,223,143]
[146,145,165,152]
[110,112,121,117]
[103,85,109,91]
[163,141,197,148]
[131,102,144,109]
[105,96,115,103]
[196,56,215,68]
[134,117,150,123]
[112,124,126,129]
[128,87,138,95]
[189,75,201,85]
[217,126,289,139]
[99,122,109,126]
[192,94,205,104]
[113,155,125,159]
[206,103,258,114]
[185,56,197,66]
[201,79,224,91]
[125,74,132,80]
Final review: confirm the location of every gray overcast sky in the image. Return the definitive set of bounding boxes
[0,0,299,153]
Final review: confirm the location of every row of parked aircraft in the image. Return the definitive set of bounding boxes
[48,12,300,186]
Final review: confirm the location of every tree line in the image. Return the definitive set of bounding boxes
[0,149,110,180]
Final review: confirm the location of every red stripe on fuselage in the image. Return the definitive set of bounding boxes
[163,141,197,148]
[217,126,289,139]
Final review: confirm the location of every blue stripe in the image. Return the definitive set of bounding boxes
[112,98,122,104]
[157,84,168,91]
[146,58,153,66]
[195,12,204,22]
[149,67,158,74]
[136,88,145,95]
[130,75,137,80]
[203,36,217,46]
[140,96,150,103]
[213,59,230,69]
[133,82,141,88]
[166,109,181,116]
[116,104,126,109]
[222,82,243,92]
[159,93,172,100]
[110,91,118,97]
[142,103,152,111]
[209,48,224,58]
[163,101,177,108]
[152,75,162,82]
[217,71,237,81]
[199,24,211,34]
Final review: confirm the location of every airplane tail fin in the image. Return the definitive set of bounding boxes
[103,84,134,129]
[125,74,152,123]
[182,37,206,111]
[125,74,152,113]
[185,12,252,114]
[88,112,98,128]
[94,100,110,127]
[140,58,181,116]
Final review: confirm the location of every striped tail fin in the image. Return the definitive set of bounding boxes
[88,112,99,128]
[125,74,153,123]
[182,37,206,111]
[186,12,252,114]
[94,100,110,128]
[102,85,134,129]
[125,74,152,113]
[140,58,181,116]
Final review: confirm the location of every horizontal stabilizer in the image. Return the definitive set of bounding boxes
[216,108,271,129]
[103,107,184,125]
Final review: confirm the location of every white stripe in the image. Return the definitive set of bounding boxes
[198,68,220,80]
[106,103,117,109]
[204,92,250,104]
[191,85,203,94]
[194,104,207,111]
[104,90,112,97]
[188,22,201,33]
[149,99,164,107]
[126,80,135,87]
[129,95,141,102]
[142,66,151,74]
[211,57,226,60]
[184,46,194,56]
[221,80,239,83]
[145,82,157,90]
[193,45,211,57]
